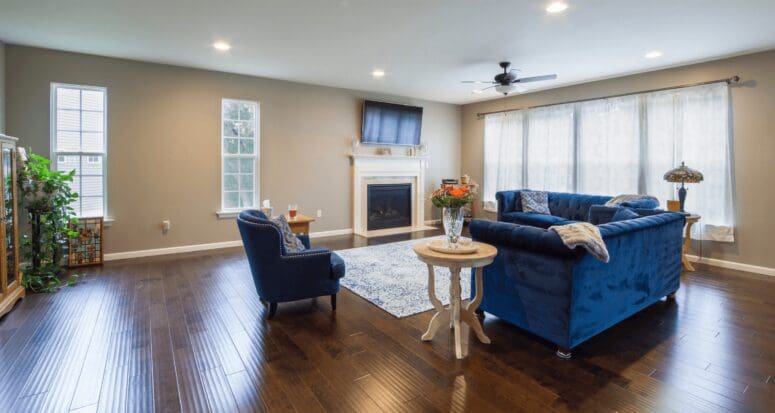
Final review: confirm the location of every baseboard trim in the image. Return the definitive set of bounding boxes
[686,254,775,277]
[105,240,244,261]
[104,228,355,261]
[309,228,353,238]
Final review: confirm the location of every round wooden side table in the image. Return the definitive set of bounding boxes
[682,214,701,271]
[412,241,497,359]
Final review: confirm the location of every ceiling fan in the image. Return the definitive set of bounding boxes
[462,61,557,95]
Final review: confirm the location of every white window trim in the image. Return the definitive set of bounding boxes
[217,98,260,218]
[50,82,111,222]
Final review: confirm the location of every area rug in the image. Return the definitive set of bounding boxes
[337,237,472,318]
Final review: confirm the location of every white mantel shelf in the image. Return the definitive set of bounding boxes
[349,153,430,160]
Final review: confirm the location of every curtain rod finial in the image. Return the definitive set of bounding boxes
[729,76,741,83]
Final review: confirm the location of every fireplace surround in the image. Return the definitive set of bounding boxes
[350,153,433,237]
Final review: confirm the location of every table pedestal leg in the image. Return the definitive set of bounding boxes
[449,267,463,359]
[422,264,491,359]
[682,221,696,271]
[422,264,449,341]
[463,267,491,344]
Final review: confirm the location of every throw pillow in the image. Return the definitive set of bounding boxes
[610,207,640,222]
[521,191,551,215]
[271,215,306,253]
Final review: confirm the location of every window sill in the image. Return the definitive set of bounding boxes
[216,210,243,219]
[77,217,114,227]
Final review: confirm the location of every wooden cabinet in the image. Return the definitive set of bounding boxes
[0,134,23,318]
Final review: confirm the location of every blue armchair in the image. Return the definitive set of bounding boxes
[236,210,345,319]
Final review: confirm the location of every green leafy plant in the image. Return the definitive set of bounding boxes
[17,150,79,292]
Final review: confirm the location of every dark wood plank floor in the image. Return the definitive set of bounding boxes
[0,228,773,412]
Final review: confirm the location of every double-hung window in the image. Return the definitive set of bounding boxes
[221,99,259,212]
[51,83,107,217]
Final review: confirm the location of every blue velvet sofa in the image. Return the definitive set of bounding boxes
[237,210,345,319]
[496,190,659,228]
[470,208,685,358]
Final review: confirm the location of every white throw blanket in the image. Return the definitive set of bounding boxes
[605,194,658,207]
[549,223,609,263]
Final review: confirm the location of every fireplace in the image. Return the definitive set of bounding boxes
[367,183,412,230]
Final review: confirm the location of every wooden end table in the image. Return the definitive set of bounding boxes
[284,214,315,235]
[412,241,497,359]
[682,214,701,271]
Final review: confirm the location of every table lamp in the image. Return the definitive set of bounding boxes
[663,162,703,212]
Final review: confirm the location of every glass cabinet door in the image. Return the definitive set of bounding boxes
[2,144,17,286]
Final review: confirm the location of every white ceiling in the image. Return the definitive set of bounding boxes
[1,0,774,104]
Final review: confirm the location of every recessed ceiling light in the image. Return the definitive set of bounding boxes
[472,89,483,94]
[645,50,663,59]
[213,41,231,51]
[546,2,568,13]
[372,69,386,78]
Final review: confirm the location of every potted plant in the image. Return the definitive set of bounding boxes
[17,150,79,292]
[430,184,475,247]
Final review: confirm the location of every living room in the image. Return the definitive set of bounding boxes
[0,1,773,412]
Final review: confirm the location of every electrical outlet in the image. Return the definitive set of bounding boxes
[162,220,171,233]
[317,209,323,218]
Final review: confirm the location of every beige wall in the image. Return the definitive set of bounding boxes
[0,40,5,133]
[461,50,775,268]
[5,45,461,254]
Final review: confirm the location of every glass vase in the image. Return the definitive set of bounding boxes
[442,207,465,248]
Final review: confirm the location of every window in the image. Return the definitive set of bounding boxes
[221,99,259,212]
[483,82,733,241]
[51,83,107,217]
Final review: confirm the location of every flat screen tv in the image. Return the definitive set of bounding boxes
[361,100,423,146]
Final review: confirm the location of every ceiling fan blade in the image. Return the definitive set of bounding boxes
[514,74,557,83]
[461,80,496,84]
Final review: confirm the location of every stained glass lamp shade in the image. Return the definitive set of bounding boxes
[663,162,703,212]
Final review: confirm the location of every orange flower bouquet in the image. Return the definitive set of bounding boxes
[430,184,475,209]
[430,183,476,246]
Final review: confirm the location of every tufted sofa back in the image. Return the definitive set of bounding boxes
[497,190,612,222]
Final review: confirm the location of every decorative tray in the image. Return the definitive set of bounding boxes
[427,238,478,254]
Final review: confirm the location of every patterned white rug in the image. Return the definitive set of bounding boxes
[337,237,472,318]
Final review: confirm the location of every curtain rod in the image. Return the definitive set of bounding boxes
[475,76,740,118]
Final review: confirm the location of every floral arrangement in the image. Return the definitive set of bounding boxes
[430,184,476,209]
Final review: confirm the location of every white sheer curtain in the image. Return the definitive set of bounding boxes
[481,82,734,241]
[526,104,575,192]
[483,111,524,208]
[644,83,734,241]
[577,96,641,196]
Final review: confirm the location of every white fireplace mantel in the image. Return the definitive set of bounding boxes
[350,154,434,237]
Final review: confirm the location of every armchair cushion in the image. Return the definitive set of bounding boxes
[271,215,306,253]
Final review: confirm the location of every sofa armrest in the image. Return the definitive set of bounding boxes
[588,205,669,225]
[469,219,580,258]
[598,212,685,239]
[495,190,520,220]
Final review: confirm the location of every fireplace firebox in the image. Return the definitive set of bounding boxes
[367,183,412,230]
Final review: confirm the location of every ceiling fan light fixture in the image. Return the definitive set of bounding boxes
[495,84,518,95]
[645,50,663,59]
[546,2,568,14]
[213,41,231,51]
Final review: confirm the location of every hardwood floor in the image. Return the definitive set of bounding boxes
[0,228,773,412]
